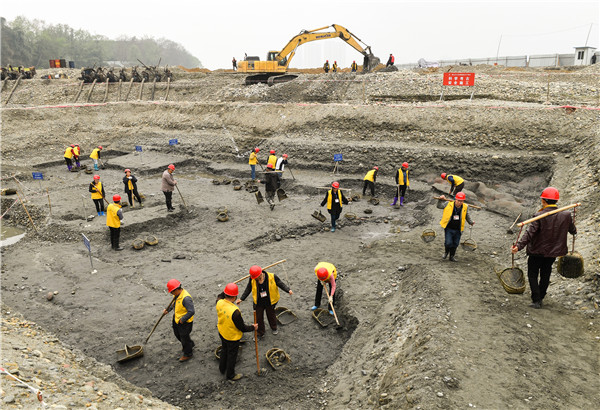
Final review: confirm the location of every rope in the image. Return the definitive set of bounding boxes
[0,366,46,408]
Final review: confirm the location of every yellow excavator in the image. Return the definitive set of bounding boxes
[238,24,380,85]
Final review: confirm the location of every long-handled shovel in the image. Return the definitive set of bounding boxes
[322,282,340,326]
[175,185,190,213]
[253,311,261,375]
[145,298,176,345]
[286,166,296,180]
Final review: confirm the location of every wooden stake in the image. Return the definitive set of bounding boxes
[4,75,22,105]
[86,78,97,103]
[16,191,38,234]
[73,80,84,103]
[118,79,122,101]
[517,203,581,227]
[151,78,156,101]
[125,78,134,101]
[46,188,52,215]
[165,77,171,101]
[103,79,109,103]
[138,78,145,100]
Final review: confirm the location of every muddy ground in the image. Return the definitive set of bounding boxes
[1,66,600,409]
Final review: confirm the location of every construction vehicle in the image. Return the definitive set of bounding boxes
[238,24,380,86]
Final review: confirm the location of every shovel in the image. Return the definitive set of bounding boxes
[99,158,107,169]
[254,311,267,376]
[255,191,264,204]
[175,185,190,213]
[506,213,522,235]
[321,281,340,327]
[287,166,296,180]
[117,298,175,363]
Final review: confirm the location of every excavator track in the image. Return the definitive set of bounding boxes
[245,73,298,86]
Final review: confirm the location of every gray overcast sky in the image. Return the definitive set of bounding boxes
[2,0,598,69]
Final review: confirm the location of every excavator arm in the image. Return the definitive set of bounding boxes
[276,24,380,72]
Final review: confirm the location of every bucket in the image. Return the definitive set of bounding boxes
[60,59,66,68]
[49,59,56,68]
[69,61,75,69]
[421,229,436,243]
[55,59,61,68]
[557,252,584,278]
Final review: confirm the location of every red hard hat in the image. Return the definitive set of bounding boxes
[455,192,466,200]
[402,162,409,168]
[540,187,559,201]
[255,147,260,152]
[75,144,80,147]
[316,267,329,281]
[168,164,175,171]
[283,154,288,158]
[70,144,75,148]
[224,283,239,297]
[166,279,181,293]
[332,181,340,189]
[124,168,131,173]
[249,265,262,279]
[267,163,274,169]
[373,166,379,170]
[441,173,447,179]
[270,150,275,154]
[113,194,121,202]
[93,175,100,180]
[98,146,103,150]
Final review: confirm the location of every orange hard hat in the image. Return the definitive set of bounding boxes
[540,187,559,201]
[249,265,262,279]
[332,181,340,189]
[93,175,100,180]
[168,164,175,171]
[224,283,239,297]
[402,162,409,168]
[316,267,329,281]
[441,173,447,179]
[455,192,466,201]
[124,168,131,173]
[113,194,121,202]
[166,279,181,293]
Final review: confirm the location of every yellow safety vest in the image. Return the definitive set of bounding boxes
[91,181,103,200]
[364,170,376,182]
[251,272,280,305]
[267,155,277,168]
[314,262,337,281]
[448,174,464,186]
[106,203,121,228]
[173,289,194,324]
[64,147,73,159]
[74,147,80,156]
[90,148,100,159]
[249,152,258,165]
[326,189,343,210]
[216,299,243,341]
[397,169,410,186]
[440,201,468,232]
[127,179,134,191]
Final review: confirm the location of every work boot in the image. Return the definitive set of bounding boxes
[311,306,318,311]
[449,248,457,262]
[272,329,278,335]
[94,164,99,171]
[230,374,243,381]
[114,246,124,251]
[178,356,192,362]
[443,247,449,260]
[331,227,336,232]
[67,165,72,171]
[400,196,404,206]
[529,302,542,309]
[97,212,102,216]
[391,197,397,206]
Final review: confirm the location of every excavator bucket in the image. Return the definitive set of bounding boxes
[363,54,381,73]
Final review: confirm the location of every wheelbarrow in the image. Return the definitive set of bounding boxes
[116,297,175,363]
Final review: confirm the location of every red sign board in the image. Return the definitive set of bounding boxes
[443,72,475,86]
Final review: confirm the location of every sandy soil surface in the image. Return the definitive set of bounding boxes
[1,66,599,409]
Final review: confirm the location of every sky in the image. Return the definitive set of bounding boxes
[2,0,599,69]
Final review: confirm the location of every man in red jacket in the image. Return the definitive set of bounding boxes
[512,187,577,309]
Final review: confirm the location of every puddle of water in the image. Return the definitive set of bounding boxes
[0,225,26,247]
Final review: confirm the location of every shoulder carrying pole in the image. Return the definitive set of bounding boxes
[517,203,581,227]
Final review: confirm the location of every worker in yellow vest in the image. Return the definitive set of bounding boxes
[351,61,358,72]
[73,144,82,168]
[320,181,349,232]
[89,146,102,171]
[248,147,260,180]
[216,283,257,381]
[392,162,410,206]
[237,265,293,339]
[439,192,474,261]
[122,169,143,207]
[163,279,195,362]
[267,149,277,168]
[332,61,338,73]
[64,145,75,171]
[312,262,339,314]
[363,166,379,197]
[441,172,465,197]
[89,174,106,216]
[106,194,124,251]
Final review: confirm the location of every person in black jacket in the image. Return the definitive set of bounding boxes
[122,169,143,207]
[259,164,280,211]
[321,181,349,232]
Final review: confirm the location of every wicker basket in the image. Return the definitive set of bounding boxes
[461,238,477,251]
[145,235,159,246]
[266,348,291,370]
[274,306,297,325]
[421,229,436,243]
[217,212,229,222]
[132,239,145,250]
[369,197,380,205]
[312,308,335,327]
[345,212,357,220]
[557,252,584,278]
[496,267,526,294]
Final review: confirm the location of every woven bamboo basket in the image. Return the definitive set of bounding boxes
[132,238,145,250]
[144,235,159,246]
[496,267,526,294]
[557,252,584,278]
[421,229,436,243]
